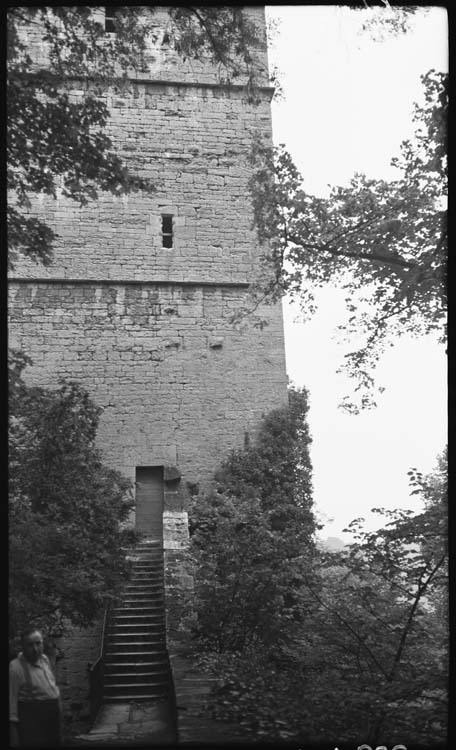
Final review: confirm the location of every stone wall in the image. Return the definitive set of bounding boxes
[8,281,287,492]
[170,654,251,743]
[54,622,103,724]
[18,7,270,88]
[8,5,289,721]
[11,81,274,283]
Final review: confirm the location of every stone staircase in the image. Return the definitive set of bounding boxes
[103,540,173,703]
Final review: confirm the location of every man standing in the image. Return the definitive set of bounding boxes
[9,626,62,747]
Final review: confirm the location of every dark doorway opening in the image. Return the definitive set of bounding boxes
[135,466,164,541]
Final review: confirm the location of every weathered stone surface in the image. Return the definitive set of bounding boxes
[9,7,288,730]
[76,701,176,744]
[170,654,252,744]
[55,621,103,720]
[164,465,181,482]
[9,283,288,496]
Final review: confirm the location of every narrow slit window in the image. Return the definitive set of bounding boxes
[105,7,117,33]
[162,215,173,248]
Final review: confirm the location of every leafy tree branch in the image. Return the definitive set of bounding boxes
[248,70,447,411]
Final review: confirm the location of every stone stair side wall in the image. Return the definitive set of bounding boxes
[162,506,249,743]
[54,621,104,726]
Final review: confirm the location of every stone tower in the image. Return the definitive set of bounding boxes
[8,6,288,715]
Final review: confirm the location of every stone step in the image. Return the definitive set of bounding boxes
[108,627,165,637]
[105,646,167,654]
[112,613,165,621]
[120,593,163,600]
[130,550,163,558]
[108,617,165,637]
[110,611,164,620]
[122,592,163,599]
[111,611,165,620]
[121,595,163,601]
[124,582,163,589]
[127,572,162,578]
[130,562,163,568]
[107,642,166,651]
[104,681,170,694]
[115,604,164,612]
[107,638,166,648]
[108,624,165,633]
[124,583,163,590]
[128,551,163,557]
[103,692,168,703]
[128,581,163,586]
[120,603,164,610]
[124,540,161,547]
[105,649,167,659]
[105,638,166,648]
[121,595,164,603]
[125,579,162,586]
[130,552,163,570]
[112,604,162,611]
[128,581,163,587]
[124,543,162,551]
[109,618,165,626]
[105,649,168,660]
[121,598,164,606]
[105,671,170,684]
[106,628,165,648]
[109,623,165,631]
[105,655,169,676]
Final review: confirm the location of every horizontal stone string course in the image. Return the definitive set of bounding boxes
[8,278,250,288]
[54,76,275,98]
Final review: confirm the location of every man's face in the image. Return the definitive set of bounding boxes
[22,631,44,664]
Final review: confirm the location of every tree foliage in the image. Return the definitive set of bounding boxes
[187,386,315,656]
[7,6,265,268]
[355,3,426,42]
[9,350,135,641]
[189,444,447,745]
[301,453,448,746]
[247,69,447,411]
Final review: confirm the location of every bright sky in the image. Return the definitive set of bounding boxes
[266,5,448,541]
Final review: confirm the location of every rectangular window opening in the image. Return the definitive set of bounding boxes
[162,214,173,248]
[105,7,117,33]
